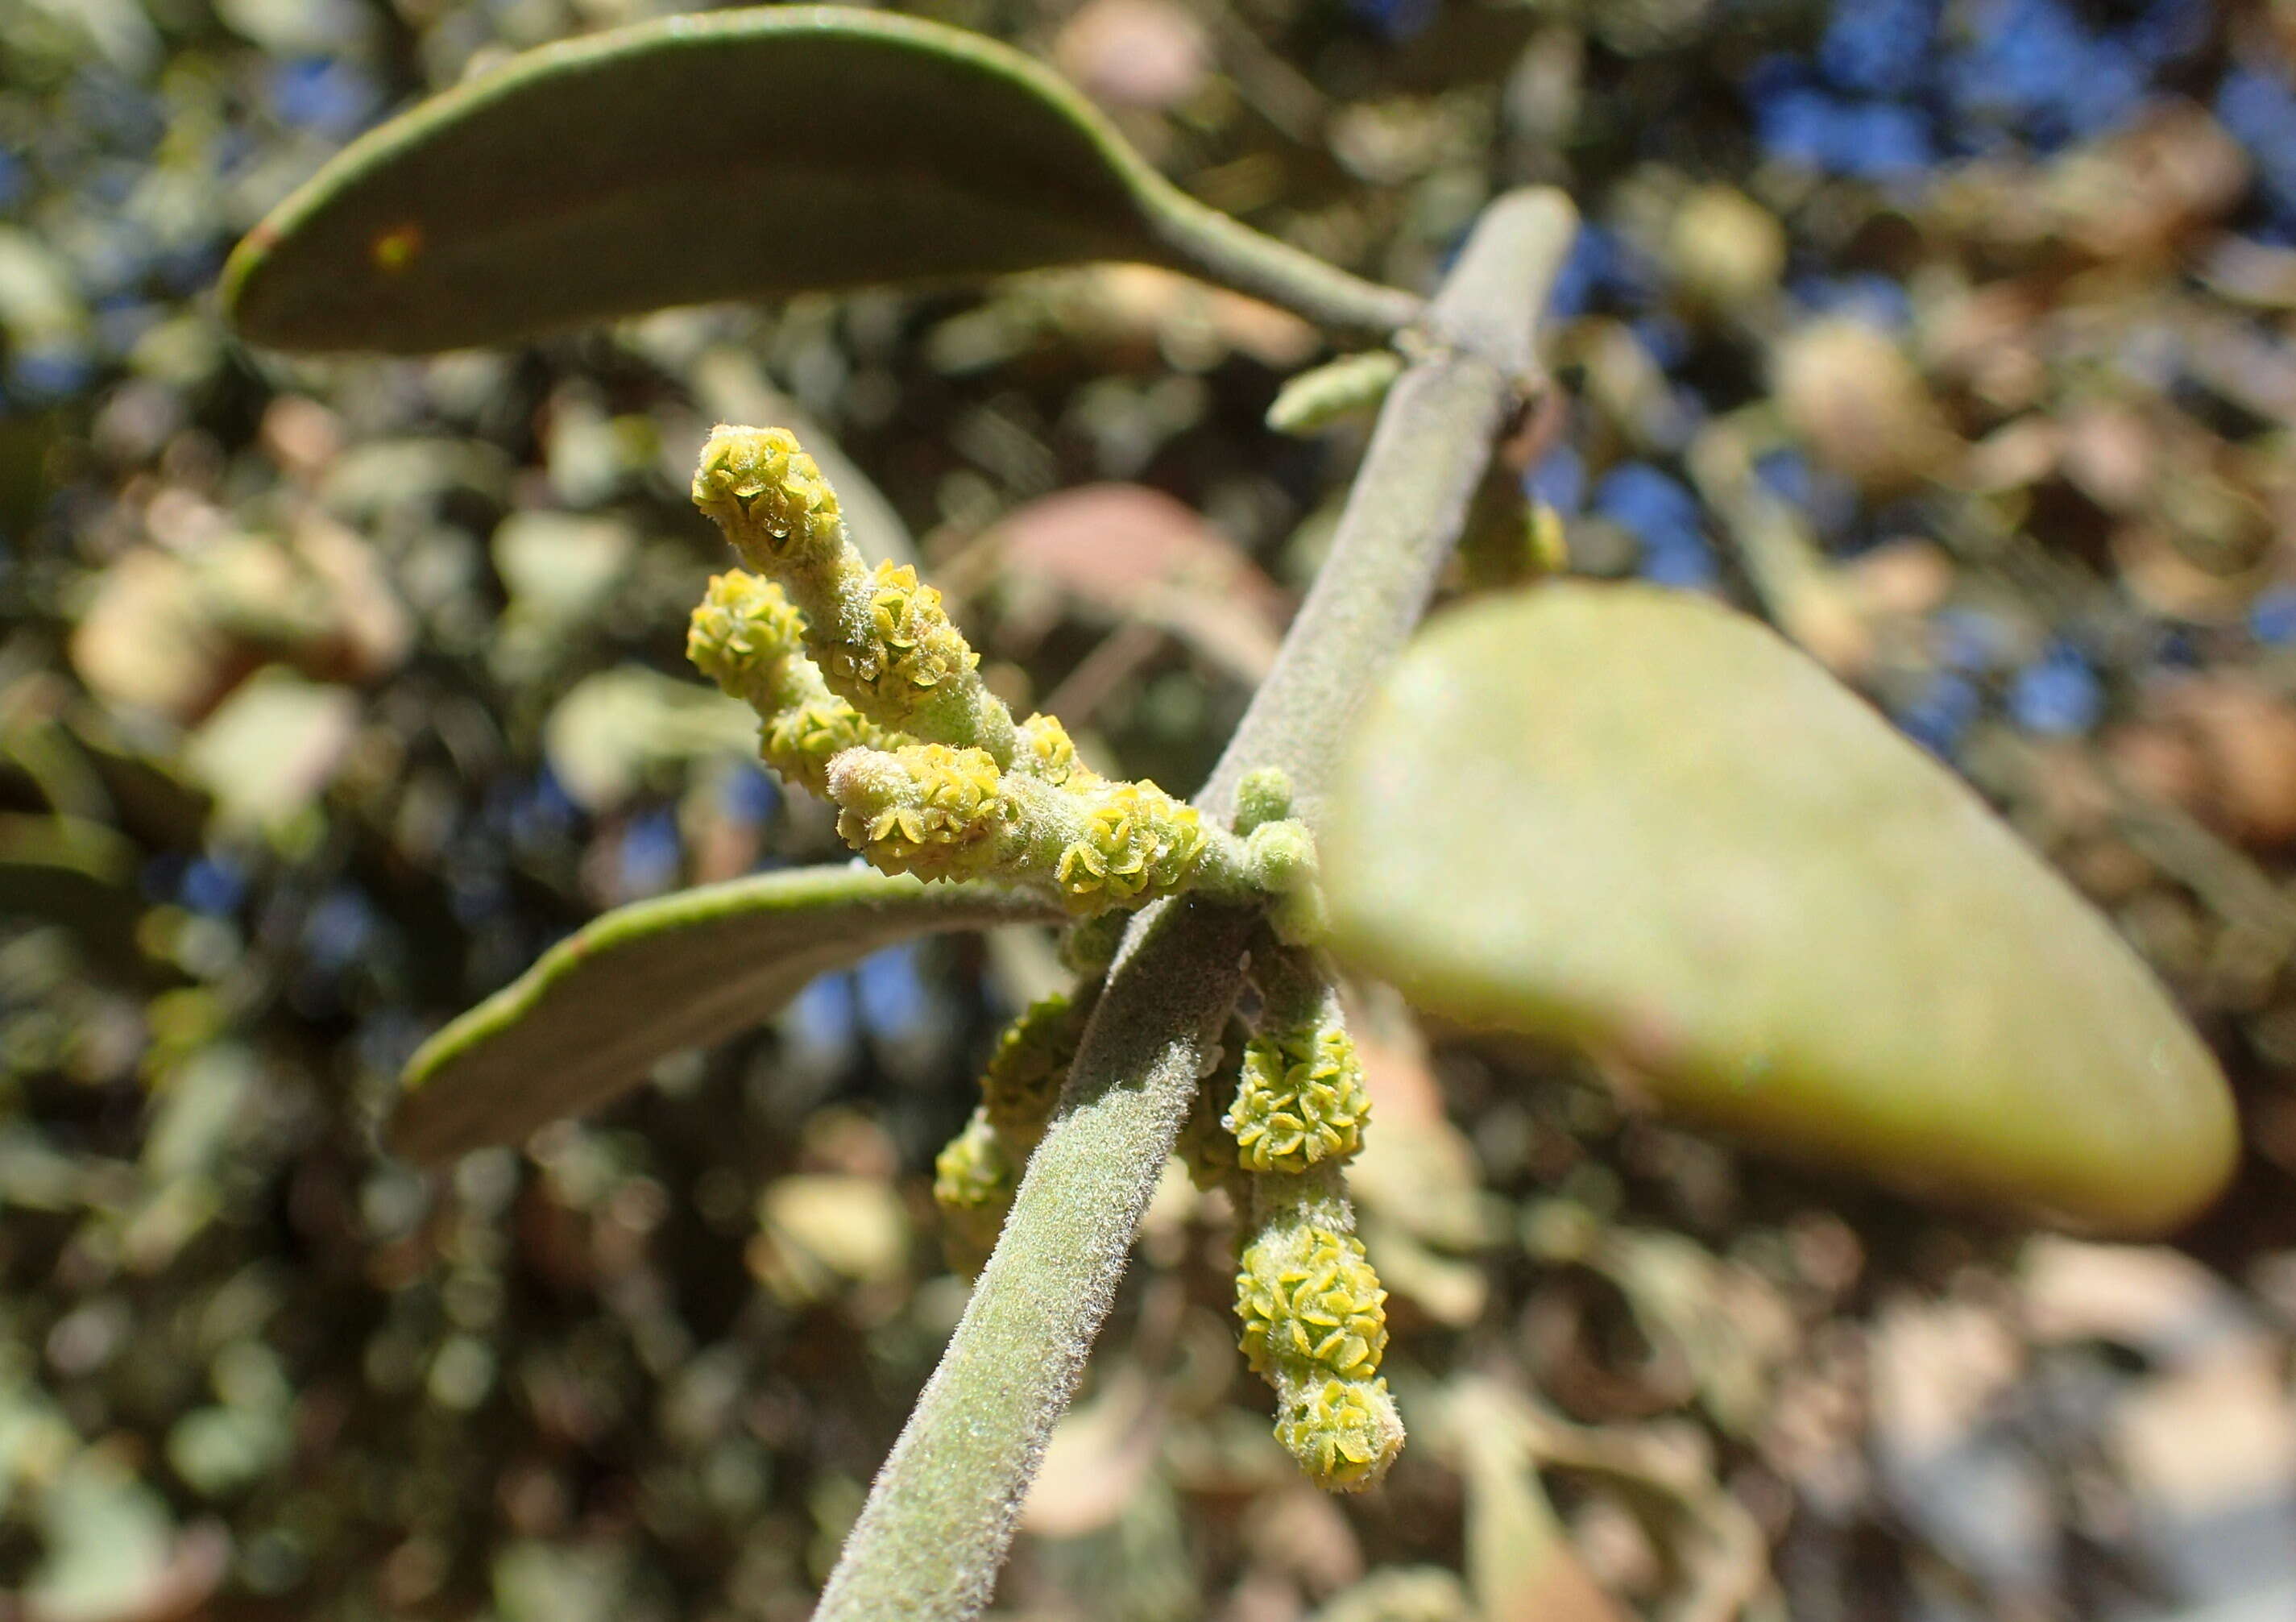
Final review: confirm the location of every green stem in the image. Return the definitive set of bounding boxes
[1149,191,1427,338]
[811,187,1579,1621]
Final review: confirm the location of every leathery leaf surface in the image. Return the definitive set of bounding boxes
[1323,583,2238,1236]
[394,864,1056,1164]
[227,6,1213,352]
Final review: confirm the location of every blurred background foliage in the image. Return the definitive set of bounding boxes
[10,0,2296,1616]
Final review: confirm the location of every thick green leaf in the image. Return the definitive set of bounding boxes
[223,5,1413,354]
[393,865,1057,1164]
[1322,583,2238,1237]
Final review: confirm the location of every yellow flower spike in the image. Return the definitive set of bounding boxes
[1228,1024,1369,1175]
[1018,712,1098,788]
[687,569,901,794]
[1227,965,1400,1491]
[1275,1376,1404,1491]
[692,424,848,569]
[1053,780,1210,913]
[979,990,1092,1155]
[826,742,1011,882]
[686,570,806,701]
[760,698,885,796]
[933,1107,1017,1280]
[1234,1222,1389,1379]
[819,561,981,712]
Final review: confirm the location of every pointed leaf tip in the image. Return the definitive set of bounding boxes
[1322,583,2238,1237]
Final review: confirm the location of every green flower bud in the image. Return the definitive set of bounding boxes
[1229,1024,1369,1175]
[1233,766,1295,835]
[1244,819,1318,895]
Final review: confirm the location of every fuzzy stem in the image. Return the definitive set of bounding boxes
[811,187,1579,1621]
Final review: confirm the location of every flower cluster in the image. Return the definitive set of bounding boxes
[932,1110,1018,1280]
[930,989,1094,1275]
[1228,1023,1370,1175]
[1233,1178,1403,1491]
[685,570,893,794]
[1218,946,1399,1491]
[685,425,1317,921]
[979,990,1091,1155]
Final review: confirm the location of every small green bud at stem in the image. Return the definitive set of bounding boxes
[1266,349,1406,436]
[1233,766,1295,834]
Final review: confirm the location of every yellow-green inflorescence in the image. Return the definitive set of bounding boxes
[685,424,1324,923]
[686,570,896,794]
[1236,1174,1403,1491]
[932,1108,1017,1280]
[1226,948,1400,1491]
[931,989,1095,1276]
[1229,1020,1370,1175]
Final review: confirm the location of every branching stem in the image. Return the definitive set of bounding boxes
[813,188,1579,1620]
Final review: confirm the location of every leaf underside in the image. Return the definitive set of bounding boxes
[224,5,1186,353]
[1323,583,2237,1237]
[393,864,1058,1164]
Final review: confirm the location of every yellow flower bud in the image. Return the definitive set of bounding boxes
[980,991,1090,1155]
[1054,780,1208,913]
[1275,1375,1404,1491]
[819,561,981,716]
[1234,1222,1388,1381]
[692,424,847,568]
[686,570,806,699]
[827,743,1010,882]
[1229,1024,1368,1175]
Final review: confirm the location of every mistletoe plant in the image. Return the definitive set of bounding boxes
[225,8,2239,1616]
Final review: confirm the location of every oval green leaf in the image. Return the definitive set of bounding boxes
[1322,583,2237,1237]
[223,5,1414,355]
[393,864,1057,1164]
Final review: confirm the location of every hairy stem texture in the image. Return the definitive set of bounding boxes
[813,187,1579,1621]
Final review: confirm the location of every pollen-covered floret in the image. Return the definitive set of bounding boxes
[1053,780,1208,912]
[1228,1026,1370,1174]
[980,992,1088,1154]
[761,699,883,795]
[1018,712,1097,787]
[1275,1376,1404,1491]
[826,743,1009,881]
[686,570,806,699]
[1235,1223,1388,1380]
[691,425,846,566]
[819,562,980,713]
